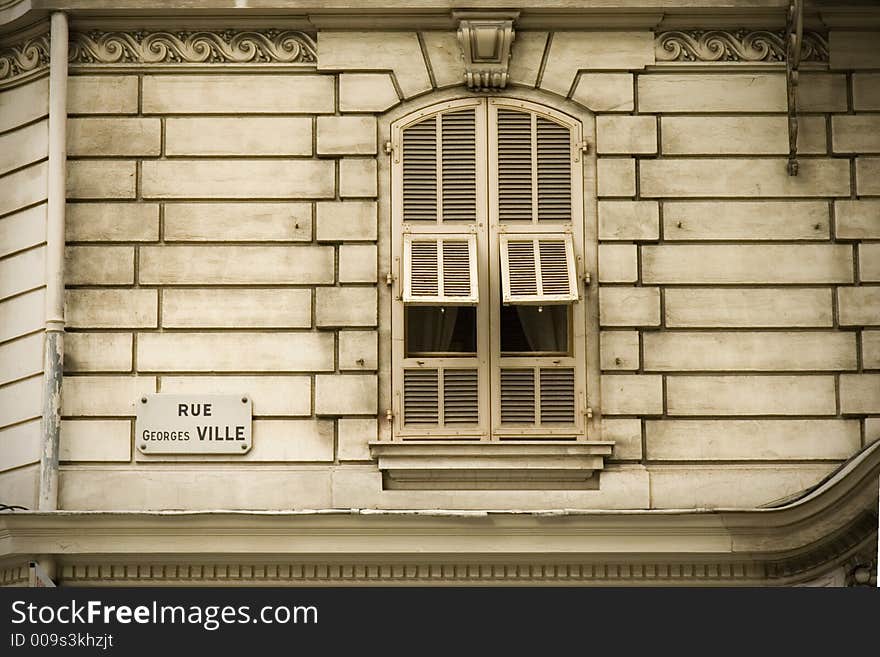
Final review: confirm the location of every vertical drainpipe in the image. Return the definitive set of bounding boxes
[38,12,68,511]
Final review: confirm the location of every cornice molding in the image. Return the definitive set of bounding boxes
[655,29,828,63]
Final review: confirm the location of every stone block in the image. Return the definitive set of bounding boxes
[339,74,400,112]
[67,118,161,157]
[240,420,334,462]
[339,244,378,283]
[66,289,158,328]
[0,204,46,258]
[164,203,311,242]
[0,78,47,133]
[62,376,156,416]
[602,418,642,460]
[0,333,42,386]
[165,117,312,156]
[160,376,311,416]
[0,163,47,216]
[315,374,377,415]
[599,287,660,327]
[420,31,463,88]
[639,74,785,112]
[508,32,548,87]
[0,290,44,343]
[598,201,658,241]
[67,160,136,199]
[0,247,43,300]
[339,159,377,198]
[59,420,131,462]
[0,376,41,427]
[856,158,880,195]
[571,73,633,112]
[317,116,377,155]
[316,287,377,327]
[601,374,663,415]
[830,31,880,69]
[0,120,47,176]
[600,331,639,370]
[64,332,132,373]
[862,331,880,369]
[838,287,880,326]
[666,376,836,416]
[0,421,40,472]
[861,244,880,281]
[664,288,833,328]
[66,203,159,242]
[832,115,880,154]
[68,75,138,114]
[662,116,826,155]
[597,158,635,197]
[840,374,880,414]
[598,244,637,282]
[338,331,378,371]
[662,201,829,240]
[835,200,880,239]
[338,418,377,460]
[596,115,657,154]
[316,201,377,241]
[162,289,311,328]
[853,73,880,110]
[65,246,134,285]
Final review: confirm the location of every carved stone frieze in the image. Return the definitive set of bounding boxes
[655,29,828,63]
[68,29,317,65]
[0,31,49,87]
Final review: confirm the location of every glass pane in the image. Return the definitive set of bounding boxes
[406,307,477,355]
[500,305,569,354]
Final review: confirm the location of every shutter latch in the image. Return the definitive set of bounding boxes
[384,140,394,155]
[579,140,590,152]
[385,409,394,422]
[585,407,593,420]
[583,272,591,286]
[385,272,395,286]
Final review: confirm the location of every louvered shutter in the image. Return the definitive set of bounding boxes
[403,367,480,427]
[500,234,578,304]
[500,367,576,427]
[402,234,479,305]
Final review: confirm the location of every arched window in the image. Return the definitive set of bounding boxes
[390,97,590,440]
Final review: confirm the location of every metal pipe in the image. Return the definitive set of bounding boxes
[38,11,68,511]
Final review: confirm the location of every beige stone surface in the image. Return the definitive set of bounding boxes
[832,115,880,154]
[602,418,642,460]
[662,116,826,155]
[68,118,161,157]
[665,288,833,328]
[339,331,378,371]
[641,158,849,198]
[649,464,834,509]
[137,332,334,373]
[338,418,378,461]
[316,201,377,241]
[643,332,856,372]
[0,289,44,343]
[840,374,880,414]
[508,32,548,88]
[67,203,159,242]
[666,376,836,416]
[160,376,312,416]
[830,31,880,69]
[838,287,880,326]
[860,244,880,281]
[339,73,400,112]
[600,331,639,370]
[596,116,656,154]
[662,201,829,240]
[162,289,312,329]
[853,73,880,110]
[59,467,333,510]
[598,201,658,241]
[642,245,853,284]
[318,32,431,98]
[315,374,377,415]
[139,245,334,285]
[141,160,335,199]
[866,417,880,443]
[0,464,37,508]
[65,246,134,285]
[0,332,42,386]
[64,333,133,373]
[0,421,40,473]
[601,374,663,415]
[598,244,637,283]
[62,376,156,416]
[317,116,377,155]
[597,158,635,197]
[0,376,42,427]
[571,73,633,112]
[862,331,880,369]
[0,162,47,216]
[143,75,334,113]
[316,287,377,327]
[639,74,785,112]
[599,287,660,327]
[0,204,46,257]
[420,31,463,88]
[646,419,859,461]
[0,120,47,176]
[339,244,377,283]
[68,75,138,114]
[541,32,653,97]
[835,200,880,239]
[67,160,136,199]
[164,203,311,242]
[66,289,158,329]
[165,117,313,156]
[856,158,880,195]
[60,420,131,462]
[339,159,378,198]
[0,77,47,133]
[0,246,44,300]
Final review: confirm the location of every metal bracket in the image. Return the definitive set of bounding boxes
[785,0,804,176]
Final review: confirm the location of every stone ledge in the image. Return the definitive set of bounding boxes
[369,441,614,490]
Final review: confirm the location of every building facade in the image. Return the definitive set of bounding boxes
[0,0,878,586]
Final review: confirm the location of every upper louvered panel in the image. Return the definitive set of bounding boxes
[497,108,533,222]
[536,117,572,223]
[409,240,439,297]
[403,235,478,305]
[443,369,479,425]
[539,368,576,424]
[501,234,578,305]
[441,239,472,298]
[402,117,438,222]
[500,368,536,425]
[403,369,439,426]
[538,239,572,296]
[506,240,538,297]
[441,109,477,223]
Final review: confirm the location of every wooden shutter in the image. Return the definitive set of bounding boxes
[500,234,578,304]
[402,116,437,222]
[403,367,480,427]
[403,234,479,305]
[500,367,576,427]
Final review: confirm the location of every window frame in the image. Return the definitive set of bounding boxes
[378,90,602,444]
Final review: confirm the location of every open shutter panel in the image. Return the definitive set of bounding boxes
[403,234,479,305]
[500,234,578,304]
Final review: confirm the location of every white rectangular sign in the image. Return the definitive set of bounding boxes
[135,394,252,455]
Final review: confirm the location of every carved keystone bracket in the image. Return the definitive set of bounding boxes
[454,11,518,91]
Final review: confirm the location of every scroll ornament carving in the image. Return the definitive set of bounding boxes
[656,29,828,63]
[0,32,50,85]
[68,29,317,65]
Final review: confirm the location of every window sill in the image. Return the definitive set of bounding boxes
[368,441,614,491]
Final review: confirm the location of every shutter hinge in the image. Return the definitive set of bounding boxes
[579,140,590,153]
[583,272,591,286]
[384,140,394,155]
[385,409,394,422]
[385,272,395,286]
[585,407,593,420]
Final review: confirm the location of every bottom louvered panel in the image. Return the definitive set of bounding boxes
[500,369,536,425]
[443,369,479,424]
[540,368,576,424]
[403,369,439,425]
